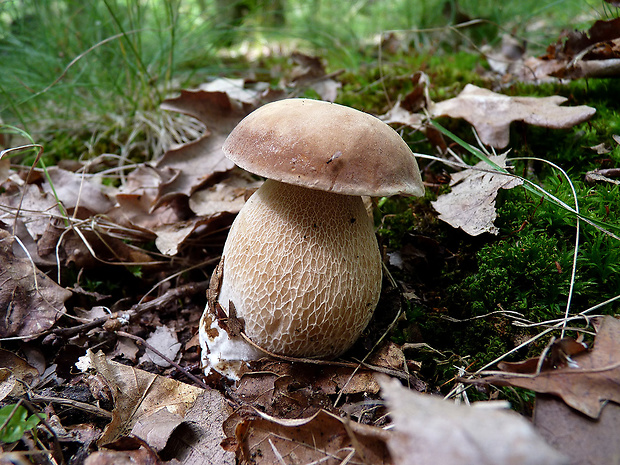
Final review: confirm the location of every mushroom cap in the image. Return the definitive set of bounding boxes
[222,98,424,197]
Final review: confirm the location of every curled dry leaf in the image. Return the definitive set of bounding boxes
[84,436,161,465]
[431,154,522,236]
[468,316,620,419]
[111,165,242,256]
[379,376,567,465]
[83,350,201,444]
[431,84,596,148]
[378,72,430,130]
[485,19,620,82]
[199,77,263,105]
[0,229,72,337]
[81,350,235,463]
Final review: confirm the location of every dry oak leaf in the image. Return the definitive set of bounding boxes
[0,229,72,337]
[223,407,390,465]
[431,154,522,236]
[380,376,567,465]
[534,394,620,465]
[430,84,596,148]
[156,90,252,206]
[471,316,620,419]
[80,350,234,464]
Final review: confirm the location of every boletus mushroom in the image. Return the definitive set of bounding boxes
[199,98,424,379]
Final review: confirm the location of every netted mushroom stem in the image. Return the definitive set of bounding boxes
[217,178,382,359]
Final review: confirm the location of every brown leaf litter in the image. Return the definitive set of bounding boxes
[0,229,72,338]
[380,376,567,465]
[466,316,620,420]
[486,18,620,83]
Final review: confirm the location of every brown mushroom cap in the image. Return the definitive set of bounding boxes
[222,98,424,197]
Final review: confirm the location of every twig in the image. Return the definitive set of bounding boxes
[29,395,112,419]
[238,329,414,383]
[116,331,208,390]
[51,281,209,338]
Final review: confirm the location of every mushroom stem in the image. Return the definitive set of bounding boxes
[201,179,382,376]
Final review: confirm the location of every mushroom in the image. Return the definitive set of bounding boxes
[199,98,424,379]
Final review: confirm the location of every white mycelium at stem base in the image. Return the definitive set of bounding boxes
[200,178,382,377]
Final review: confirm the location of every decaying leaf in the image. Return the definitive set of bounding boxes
[288,52,342,102]
[188,170,262,217]
[534,394,620,465]
[82,350,198,444]
[431,154,522,236]
[484,19,620,83]
[84,436,161,465]
[156,90,253,205]
[81,350,235,463]
[469,316,620,419]
[0,349,39,400]
[0,229,72,337]
[111,165,241,256]
[43,167,115,213]
[431,84,596,148]
[379,72,430,130]
[223,407,391,464]
[199,77,263,105]
[379,376,567,465]
[138,325,181,368]
[153,214,230,256]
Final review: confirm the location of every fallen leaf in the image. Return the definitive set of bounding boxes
[0,349,39,400]
[152,214,229,256]
[84,436,161,465]
[131,408,184,452]
[487,19,620,82]
[585,168,620,186]
[288,52,342,102]
[162,387,235,465]
[431,84,596,148]
[83,350,203,445]
[199,77,262,104]
[431,154,522,236]
[468,316,620,419]
[223,408,390,464]
[485,34,526,75]
[139,325,181,368]
[379,99,424,129]
[80,349,235,463]
[43,167,115,213]
[379,376,567,465]
[534,394,620,465]
[0,229,71,337]
[378,72,430,129]
[156,90,252,205]
[188,170,262,217]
